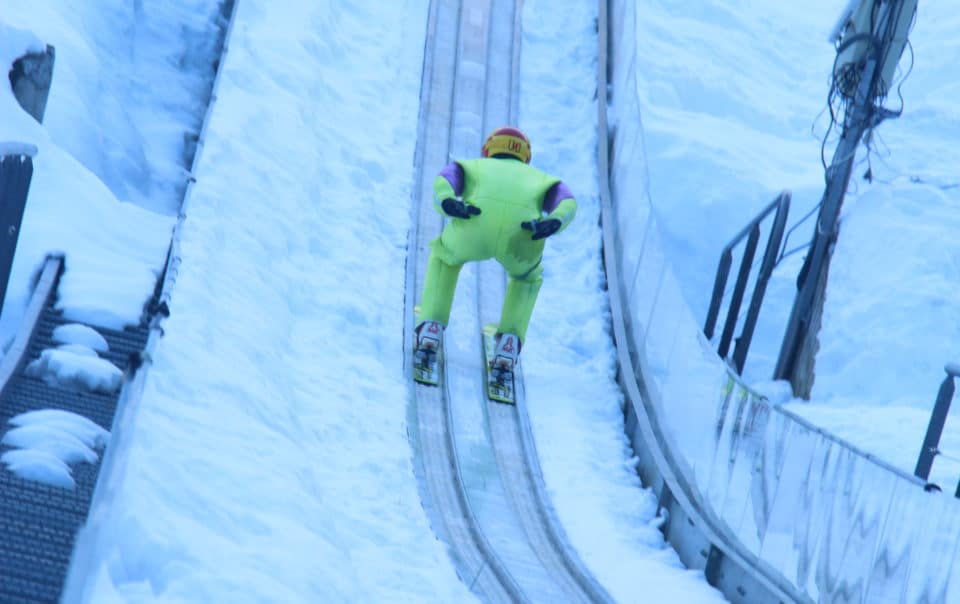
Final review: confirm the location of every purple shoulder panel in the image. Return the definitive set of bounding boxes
[438,162,465,196]
[542,181,574,213]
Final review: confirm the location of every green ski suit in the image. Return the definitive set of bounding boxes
[417,157,576,342]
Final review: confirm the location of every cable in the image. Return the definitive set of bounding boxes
[781,1,917,268]
[776,200,823,265]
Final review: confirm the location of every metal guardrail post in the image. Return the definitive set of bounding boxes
[704,251,732,340]
[0,146,37,317]
[8,44,56,123]
[915,363,960,483]
[704,192,790,374]
[718,225,759,360]
[731,192,790,372]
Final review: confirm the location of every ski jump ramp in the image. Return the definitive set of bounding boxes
[406,0,960,602]
[2,0,951,601]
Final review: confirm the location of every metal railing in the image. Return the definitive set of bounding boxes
[703,191,790,374]
[915,363,960,495]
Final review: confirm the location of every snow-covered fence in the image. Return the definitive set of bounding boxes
[9,45,55,123]
[603,0,960,602]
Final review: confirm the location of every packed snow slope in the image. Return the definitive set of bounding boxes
[634,1,960,488]
[77,0,728,601]
[75,0,488,601]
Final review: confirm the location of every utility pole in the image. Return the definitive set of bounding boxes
[774,0,917,397]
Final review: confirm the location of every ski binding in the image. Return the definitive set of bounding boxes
[483,324,517,404]
[413,320,442,386]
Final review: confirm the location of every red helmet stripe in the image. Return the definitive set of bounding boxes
[491,127,528,142]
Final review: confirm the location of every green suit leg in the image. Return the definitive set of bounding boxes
[418,250,463,327]
[497,264,543,342]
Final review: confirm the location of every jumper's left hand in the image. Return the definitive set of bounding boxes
[520,218,561,241]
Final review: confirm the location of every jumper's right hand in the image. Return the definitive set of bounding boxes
[441,198,481,219]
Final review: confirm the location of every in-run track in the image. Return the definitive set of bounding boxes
[403,1,614,602]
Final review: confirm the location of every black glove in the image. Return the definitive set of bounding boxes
[521,218,561,241]
[441,198,481,219]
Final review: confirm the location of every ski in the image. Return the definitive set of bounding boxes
[482,323,517,404]
[413,319,442,386]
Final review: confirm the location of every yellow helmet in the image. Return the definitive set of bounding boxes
[481,126,532,163]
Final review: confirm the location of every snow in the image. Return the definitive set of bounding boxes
[0,22,47,151]
[67,1,474,601]
[2,2,221,215]
[1,409,109,489]
[1,449,74,489]
[53,323,110,353]
[9,408,112,446]
[0,16,175,342]
[0,22,45,60]
[519,0,726,601]
[0,142,38,157]
[52,344,99,358]
[26,347,122,393]
[1,0,953,600]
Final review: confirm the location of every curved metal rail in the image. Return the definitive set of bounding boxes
[407,1,612,602]
[597,0,802,601]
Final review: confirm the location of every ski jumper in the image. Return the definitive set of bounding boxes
[417,157,576,341]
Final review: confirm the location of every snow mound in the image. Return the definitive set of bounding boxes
[9,408,110,447]
[1,409,110,489]
[26,347,122,393]
[1,449,74,489]
[3,424,98,464]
